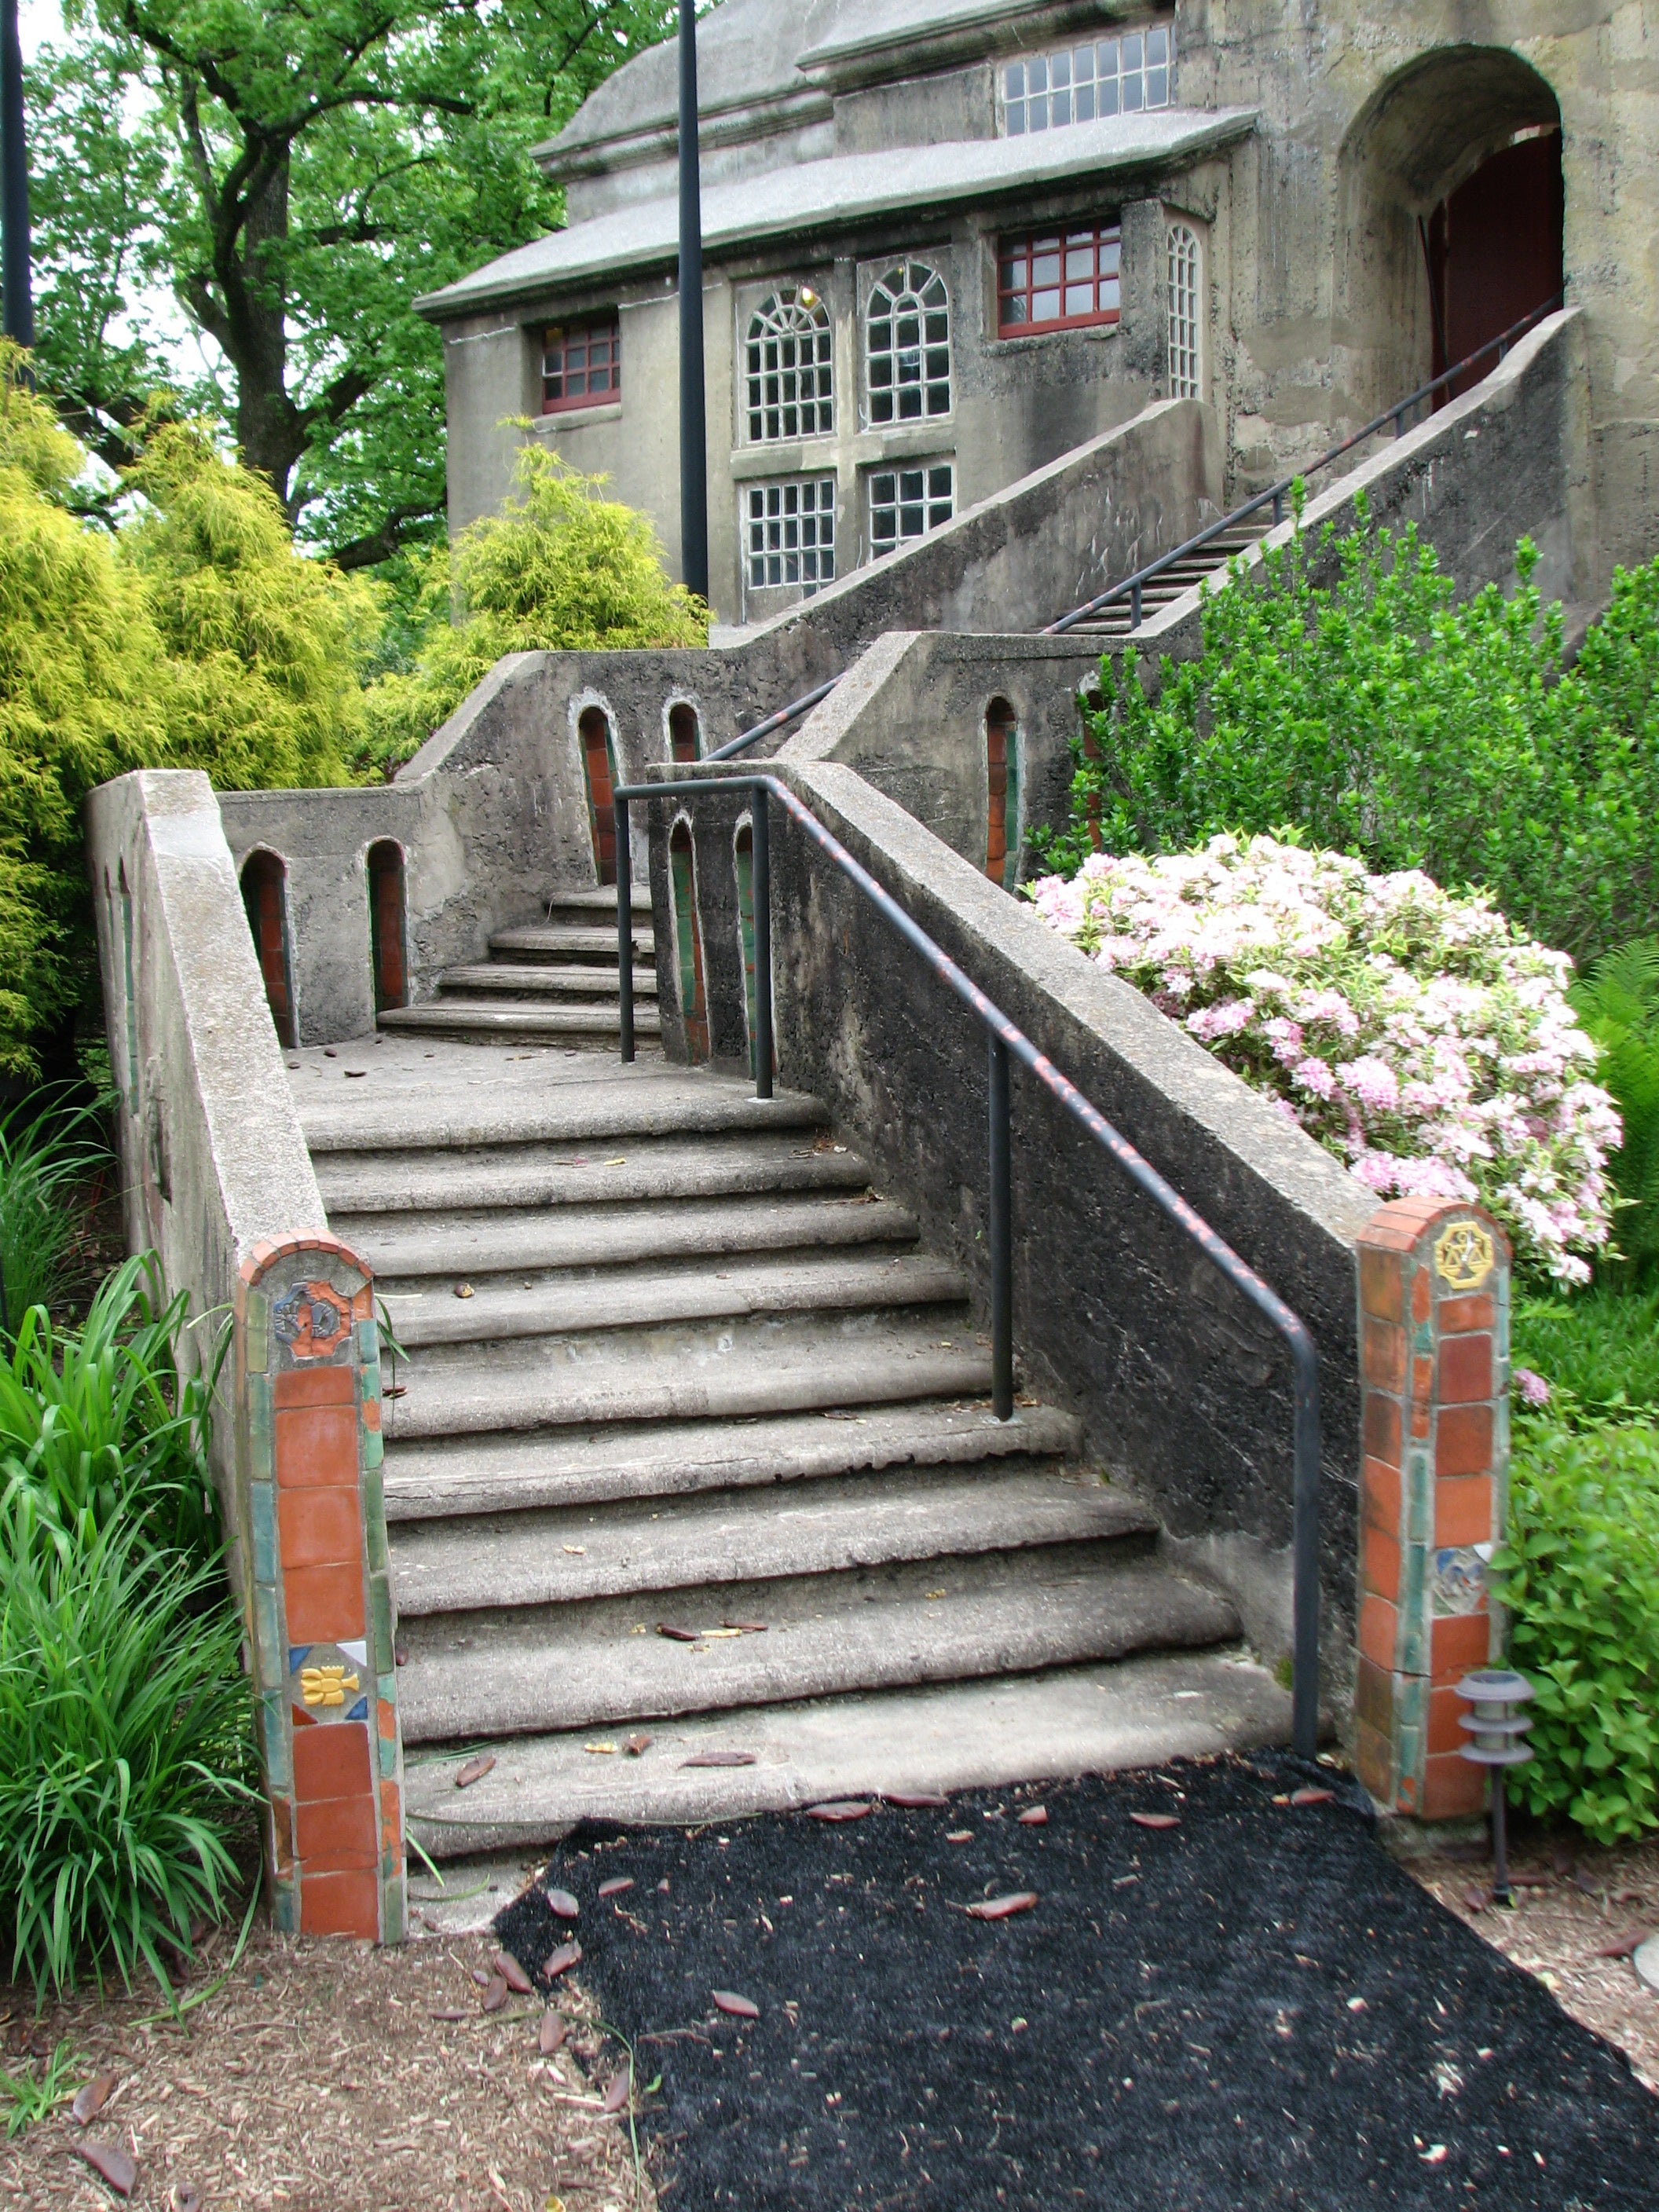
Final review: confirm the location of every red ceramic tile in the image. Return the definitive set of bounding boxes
[1354,1718,1393,1806]
[1428,1683,1475,1757]
[1438,1333,1493,1405]
[1412,1266,1432,1324]
[300,1868,379,1940]
[1362,1525,1401,1603]
[295,1793,379,1868]
[1438,1294,1494,1334]
[1359,1248,1404,1321]
[1353,1654,1394,1737]
[278,1487,364,1569]
[284,1562,367,1645]
[1430,1612,1492,1677]
[1422,1752,1485,1822]
[1437,1404,1493,1478]
[1362,1320,1406,1393]
[1434,1475,1493,1548]
[1362,1456,1401,1534]
[293,1719,372,1804]
[274,1405,359,1490]
[1359,1594,1399,1672]
[1363,1395,1402,1470]
[378,1697,397,1742]
[273,1367,357,1410]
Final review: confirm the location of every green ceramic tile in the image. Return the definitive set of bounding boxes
[250,1481,277,1586]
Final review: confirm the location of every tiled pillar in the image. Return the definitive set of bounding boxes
[236,1236,405,1942]
[1353,1198,1511,1820]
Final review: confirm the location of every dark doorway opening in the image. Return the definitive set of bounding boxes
[985,698,1021,888]
[668,820,710,1062]
[367,840,407,1014]
[668,702,701,763]
[240,850,295,1048]
[1427,128,1562,397]
[579,707,621,884]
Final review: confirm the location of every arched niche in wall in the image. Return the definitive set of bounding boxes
[240,848,296,1048]
[1339,48,1562,418]
[668,701,702,764]
[668,818,710,1062]
[984,697,1021,890]
[366,840,408,1013]
[733,818,759,1078]
[577,704,621,884]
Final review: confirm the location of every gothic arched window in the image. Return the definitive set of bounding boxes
[1166,223,1202,398]
[745,286,833,441]
[866,263,951,424]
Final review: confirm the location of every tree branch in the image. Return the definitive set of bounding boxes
[327,498,446,571]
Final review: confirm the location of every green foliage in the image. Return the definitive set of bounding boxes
[1569,939,1659,1276]
[361,446,708,772]
[1512,1282,1659,1417]
[1496,1411,1659,1844]
[0,1094,112,1332]
[1054,507,1659,965]
[0,2039,82,2135]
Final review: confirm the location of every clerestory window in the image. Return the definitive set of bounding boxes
[1002,24,1173,134]
[745,285,833,441]
[542,318,621,413]
[866,263,952,424]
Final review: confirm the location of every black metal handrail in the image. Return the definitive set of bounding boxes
[613,770,1324,1760]
[1042,291,1566,636]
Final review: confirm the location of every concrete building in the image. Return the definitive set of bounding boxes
[419,0,1642,627]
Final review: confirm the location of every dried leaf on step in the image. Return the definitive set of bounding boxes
[602,2063,632,2113]
[429,2008,467,2021]
[723,1620,768,1633]
[454,1283,474,1298]
[682,1751,756,1767]
[966,1892,1038,1921]
[1016,1806,1048,1827]
[496,1950,533,1993]
[657,1624,701,1643]
[71,2071,119,2126]
[1290,1786,1335,1807]
[470,1966,493,1987]
[711,1990,760,2019]
[482,1975,508,2013]
[1462,1887,1489,1913]
[1130,1812,1180,1831]
[624,1734,652,1756]
[539,2011,568,2055]
[542,1939,583,1981]
[456,1753,496,1789]
[886,1790,950,1808]
[807,1800,871,1822]
[599,1877,635,1899]
[546,1890,580,1920]
[74,2144,136,2198]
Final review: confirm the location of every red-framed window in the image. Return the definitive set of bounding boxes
[997,225,1121,337]
[542,319,621,413]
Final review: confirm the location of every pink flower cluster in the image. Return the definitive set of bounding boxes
[1027,835,1621,1283]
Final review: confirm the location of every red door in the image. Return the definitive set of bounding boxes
[580,708,619,884]
[1429,132,1563,397]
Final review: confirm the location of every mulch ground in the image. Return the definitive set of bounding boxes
[495,1752,1658,2211]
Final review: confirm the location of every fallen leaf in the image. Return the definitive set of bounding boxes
[712,1990,760,2019]
[682,1751,756,1768]
[428,2008,467,2021]
[723,1620,768,1633]
[1290,1787,1335,1807]
[1462,1886,1489,1913]
[624,1734,652,1756]
[71,2071,119,2126]
[383,1383,408,1400]
[886,1791,949,1808]
[495,1950,533,1993]
[563,1545,587,1557]
[807,1800,871,1822]
[170,2188,202,2212]
[539,2011,567,2055]
[482,1975,508,2013]
[74,2144,136,2198]
[345,1069,368,1079]
[456,1753,496,1789]
[599,1877,635,1899]
[966,1892,1038,1921]
[1017,1806,1048,1827]
[602,2063,632,2114]
[1130,1811,1180,1831]
[546,1889,580,1920]
[657,1624,701,1643]
[1591,1928,1651,1958]
[1419,2145,1448,2166]
[454,1283,474,1299]
[394,1643,408,1667]
[542,1939,582,1982]
[470,1966,493,1986]
[946,1830,973,1844]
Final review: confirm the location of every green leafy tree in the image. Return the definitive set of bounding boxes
[1570,939,1659,1278]
[25,0,676,563]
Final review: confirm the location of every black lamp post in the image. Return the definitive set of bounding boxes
[677,0,708,603]
[0,0,32,350]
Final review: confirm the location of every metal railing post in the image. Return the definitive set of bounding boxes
[1271,487,1284,527]
[751,787,774,1101]
[1291,1339,1322,1763]
[615,795,635,1064]
[1130,577,1142,630]
[988,1032,1013,1420]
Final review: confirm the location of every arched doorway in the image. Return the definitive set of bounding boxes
[578,705,621,884]
[985,698,1021,888]
[668,820,709,1061]
[366,840,407,1013]
[240,850,295,1047]
[668,702,701,763]
[1426,128,1563,397]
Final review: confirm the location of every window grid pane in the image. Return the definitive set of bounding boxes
[998,225,1121,336]
[866,262,953,424]
[1003,23,1172,134]
[745,285,835,443]
[745,476,837,591]
[870,460,955,555]
[1166,223,1201,398]
[543,320,621,413]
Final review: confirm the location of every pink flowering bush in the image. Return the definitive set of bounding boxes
[1028,834,1621,1283]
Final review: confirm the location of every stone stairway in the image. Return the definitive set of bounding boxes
[1060,514,1273,638]
[294,1032,1288,1857]
[378,884,657,1049]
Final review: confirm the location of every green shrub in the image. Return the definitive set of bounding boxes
[0,1093,109,1331]
[1569,938,1659,1277]
[1512,1282,1659,1417]
[1496,1411,1659,1844]
[1050,507,1659,968]
[0,1491,251,1998]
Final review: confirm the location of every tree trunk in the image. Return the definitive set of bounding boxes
[226,148,308,510]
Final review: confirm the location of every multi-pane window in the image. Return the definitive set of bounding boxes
[745,286,833,442]
[870,461,954,556]
[998,224,1121,335]
[866,263,951,424]
[1166,222,1202,397]
[745,477,836,590]
[542,320,620,413]
[1002,24,1173,134]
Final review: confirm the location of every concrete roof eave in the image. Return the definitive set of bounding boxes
[416,106,1256,324]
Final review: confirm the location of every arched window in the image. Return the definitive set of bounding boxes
[867,262,951,424]
[745,287,833,441]
[668,702,701,764]
[578,705,621,884]
[240,850,295,1048]
[1166,223,1202,399]
[668,820,709,1062]
[366,840,407,1013]
[985,698,1022,889]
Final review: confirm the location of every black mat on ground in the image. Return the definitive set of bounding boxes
[495,1752,1657,2209]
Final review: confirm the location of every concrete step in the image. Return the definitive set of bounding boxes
[438,963,659,999]
[379,1316,994,1439]
[394,1542,1240,1742]
[336,1192,918,1285]
[403,1650,1291,1853]
[300,1071,823,1155]
[313,1130,869,1216]
[389,1464,1155,1617]
[491,925,650,964]
[382,1250,969,1348]
[381,1401,1083,1522]
[544,887,651,916]
[378,1001,661,1042]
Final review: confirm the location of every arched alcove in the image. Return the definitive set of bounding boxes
[578,705,621,884]
[668,702,701,764]
[366,840,407,1013]
[985,698,1021,888]
[240,849,296,1047]
[668,819,709,1061]
[734,819,758,1077]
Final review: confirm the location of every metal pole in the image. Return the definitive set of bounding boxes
[751,790,772,1101]
[616,796,635,1064]
[988,1034,1013,1420]
[1291,1342,1322,1762]
[1491,1772,1511,1906]
[1,0,33,350]
[676,0,708,604]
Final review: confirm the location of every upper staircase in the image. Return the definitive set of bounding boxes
[293,1009,1289,1855]
[1052,513,1273,639]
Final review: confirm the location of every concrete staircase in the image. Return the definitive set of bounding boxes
[1060,514,1273,637]
[378,885,657,1049]
[295,1027,1288,1855]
